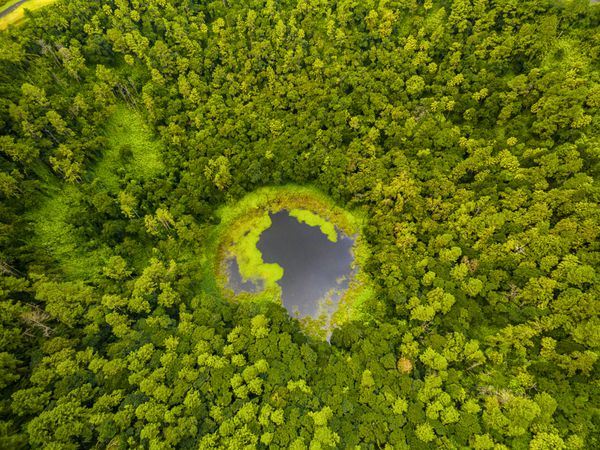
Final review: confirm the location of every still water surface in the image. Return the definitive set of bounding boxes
[228,211,355,320]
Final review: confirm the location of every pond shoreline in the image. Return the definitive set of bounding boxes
[207,185,374,339]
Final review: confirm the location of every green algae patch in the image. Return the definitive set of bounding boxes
[289,208,337,242]
[227,212,284,288]
[210,185,375,337]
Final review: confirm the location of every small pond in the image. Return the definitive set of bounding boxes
[227,210,355,322]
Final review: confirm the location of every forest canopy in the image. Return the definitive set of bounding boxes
[0,0,599,448]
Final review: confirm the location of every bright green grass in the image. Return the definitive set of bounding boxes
[289,208,338,242]
[94,105,164,191]
[25,183,112,280]
[26,105,164,280]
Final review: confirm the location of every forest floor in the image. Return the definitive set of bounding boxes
[0,0,56,30]
[25,105,164,280]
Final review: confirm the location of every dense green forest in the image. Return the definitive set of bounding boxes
[0,0,599,448]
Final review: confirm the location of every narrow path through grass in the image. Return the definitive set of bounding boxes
[0,0,28,17]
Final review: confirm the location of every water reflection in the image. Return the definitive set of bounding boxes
[227,210,355,323]
[226,257,263,293]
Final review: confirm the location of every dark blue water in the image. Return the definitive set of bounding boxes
[227,211,355,321]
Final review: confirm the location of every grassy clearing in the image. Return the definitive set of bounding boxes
[208,185,375,336]
[94,105,164,191]
[0,0,56,30]
[26,105,163,280]
[25,182,112,280]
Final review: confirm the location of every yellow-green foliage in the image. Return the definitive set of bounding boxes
[227,212,284,288]
[289,208,337,243]
[0,0,23,12]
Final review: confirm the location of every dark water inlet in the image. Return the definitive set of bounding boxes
[228,210,355,321]
[226,257,263,293]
